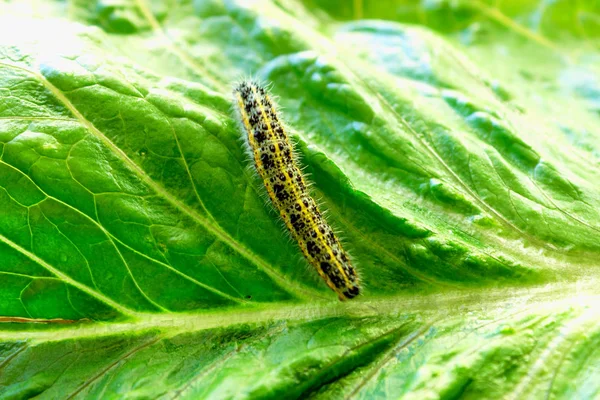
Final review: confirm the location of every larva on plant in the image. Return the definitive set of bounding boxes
[232,80,361,301]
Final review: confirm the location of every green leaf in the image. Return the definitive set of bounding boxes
[1,0,599,398]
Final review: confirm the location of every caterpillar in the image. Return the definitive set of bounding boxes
[232,80,361,301]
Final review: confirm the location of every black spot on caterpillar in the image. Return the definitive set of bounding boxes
[232,80,361,301]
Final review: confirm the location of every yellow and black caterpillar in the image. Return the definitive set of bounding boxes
[233,81,360,300]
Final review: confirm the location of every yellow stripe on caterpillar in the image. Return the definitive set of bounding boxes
[232,80,360,301]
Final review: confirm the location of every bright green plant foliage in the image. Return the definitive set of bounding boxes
[0,0,599,398]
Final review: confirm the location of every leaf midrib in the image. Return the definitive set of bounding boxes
[1,280,598,341]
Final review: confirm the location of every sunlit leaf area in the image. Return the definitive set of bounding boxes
[0,0,599,398]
